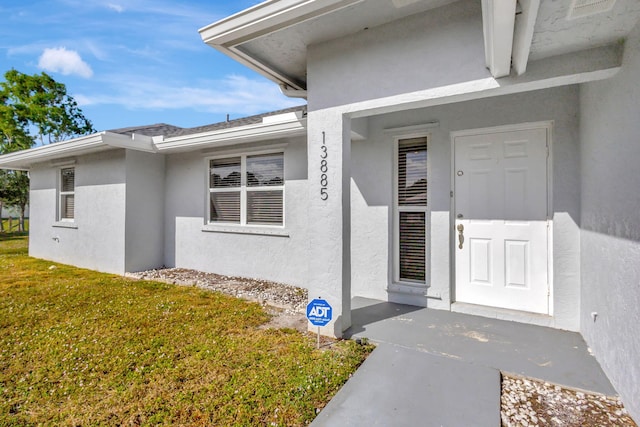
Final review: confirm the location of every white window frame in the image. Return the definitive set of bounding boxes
[58,166,75,222]
[393,133,430,286]
[205,147,286,232]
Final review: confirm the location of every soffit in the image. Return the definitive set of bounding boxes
[529,0,640,61]
[227,0,461,88]
[205,0,640,88]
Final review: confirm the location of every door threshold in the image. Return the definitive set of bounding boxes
[451,302,555,329]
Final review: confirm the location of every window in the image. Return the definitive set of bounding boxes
[208,152,284,226]
[396,137,427,283]
[59,167,75,221]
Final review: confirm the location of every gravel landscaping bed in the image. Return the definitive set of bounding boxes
[126,268,309,331]
[128,268,637,426]
[501,374,637,426]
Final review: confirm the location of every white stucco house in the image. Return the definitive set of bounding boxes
[0,0,639,419]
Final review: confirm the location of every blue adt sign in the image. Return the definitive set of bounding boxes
[306,298,333,327]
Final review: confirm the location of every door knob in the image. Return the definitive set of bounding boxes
[457,224,464,249]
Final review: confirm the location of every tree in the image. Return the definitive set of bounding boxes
[0,70,95,231]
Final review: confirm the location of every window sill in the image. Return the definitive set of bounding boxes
[201,224,289,237]
[52,221,78,229]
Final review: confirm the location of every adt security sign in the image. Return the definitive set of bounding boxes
[306,298,333,327]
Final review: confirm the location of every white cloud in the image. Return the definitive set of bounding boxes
[106,3,124,12]
[38,47,94,78]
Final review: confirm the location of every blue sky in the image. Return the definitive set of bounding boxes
[0,0,304,133]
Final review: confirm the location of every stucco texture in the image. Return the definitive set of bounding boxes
[163,138,309,288]
[579,22,640,421]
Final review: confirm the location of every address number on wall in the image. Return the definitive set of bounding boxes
[320,131,328,200]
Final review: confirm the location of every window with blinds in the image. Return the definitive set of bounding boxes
[209,152,284,226]
[397,137,427,283]
[59,167,75,221]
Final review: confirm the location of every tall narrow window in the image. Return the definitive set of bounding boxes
[208,152,284,226]
[397,137,427,283]
[59,167,75,221]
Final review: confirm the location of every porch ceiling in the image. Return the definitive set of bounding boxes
[200,0,640,90]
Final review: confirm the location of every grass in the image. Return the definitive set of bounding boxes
[0,218,28,233]
[0,234,373,426]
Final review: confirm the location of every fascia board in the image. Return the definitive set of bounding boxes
[0,132,157,170]
[102,132,157,153]
[199,0,363,46]
[0,133,107,170]
[156,118,307,153]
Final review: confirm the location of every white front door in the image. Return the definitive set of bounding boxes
[453,125,550,314]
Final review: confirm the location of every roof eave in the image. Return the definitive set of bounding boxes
[0,132,155,171]
[198,0,364,90]
[155,116,307,153]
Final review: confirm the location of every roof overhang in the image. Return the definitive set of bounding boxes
[155,112,307,153]
[0,112,308,169]
[199,0,363,91]
[199,0,639,92]
[0,132,155,171]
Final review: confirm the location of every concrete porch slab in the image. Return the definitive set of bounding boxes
[311,343,501,427]
[345,297,616,395]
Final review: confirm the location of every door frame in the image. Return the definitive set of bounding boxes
[449,121,554,315]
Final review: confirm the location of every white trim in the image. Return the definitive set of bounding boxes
[512,0,540,76]
[57,166,75,223]
[383,122,439,135]
[201,225,289,237]
[198,0,364,90]
[157,119,306,153]
[49,157,77,167]
[391,132,430,289]
[481,0,517,78]
[199,0,364,45]
[201,143,288,157]
[449,120,554,315]
[52,222,78,229]
[0,132,154,170]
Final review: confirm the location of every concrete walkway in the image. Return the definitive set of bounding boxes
[311,297,615,426]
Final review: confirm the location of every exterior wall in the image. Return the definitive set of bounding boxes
[307,0,488,111]
[163,137,309,287]
[29,150,127,274]
[350,86,581,331]
[579,22,640,421]
[124,150,166,272]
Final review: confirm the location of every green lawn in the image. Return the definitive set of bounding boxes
[0,234,372,426]
[0,218,28,233]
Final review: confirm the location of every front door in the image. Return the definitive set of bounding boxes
[453,125,550,314]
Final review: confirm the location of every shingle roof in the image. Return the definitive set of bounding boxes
[107,105,307,139]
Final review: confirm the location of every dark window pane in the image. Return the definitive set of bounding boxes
[210,157,241,188]
[399,211,425,282]
[61,168,75,192]
[246,153,284,187]
[210,192,240,223]
[61,195,74,219]
[398,138,427,206]
[247,190,283,225]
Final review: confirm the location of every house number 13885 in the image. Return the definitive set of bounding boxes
[320,132,328,200]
